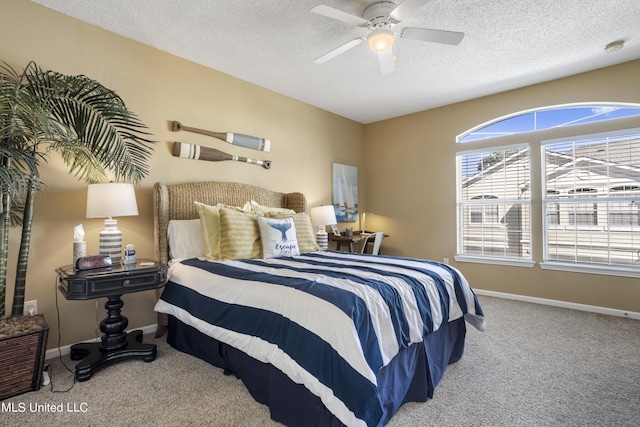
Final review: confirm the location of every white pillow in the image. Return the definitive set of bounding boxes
[168,219,205,260]
[257,216,300,258]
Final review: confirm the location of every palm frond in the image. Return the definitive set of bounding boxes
[3,195,26,228]
[1,60,156,316]
[3,62,155,185]
[44,69,155,184]
[59,144,109,183]
[0,156,39,198]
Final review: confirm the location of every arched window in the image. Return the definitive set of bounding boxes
[456,103,640,277]
[457,103,640,143]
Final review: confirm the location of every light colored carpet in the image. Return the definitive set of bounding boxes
[2,296,639,427]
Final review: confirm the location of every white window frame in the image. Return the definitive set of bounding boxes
[540,128,640,278]
[457,103,640,143]
[456,143,534,267]
[454,103,640,276]
[469,195,500,224]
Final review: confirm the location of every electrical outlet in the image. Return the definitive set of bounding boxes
[24,300,38,316]
[443,258,450,265]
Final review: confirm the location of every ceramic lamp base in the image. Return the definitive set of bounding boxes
[316,229,328,251]
[100,219,122,263]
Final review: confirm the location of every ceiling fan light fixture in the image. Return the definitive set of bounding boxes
[604,40,624,53]
[367,29,395,53]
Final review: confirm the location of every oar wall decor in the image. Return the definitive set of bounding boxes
[172,121,270,152]
[172,141,271,169]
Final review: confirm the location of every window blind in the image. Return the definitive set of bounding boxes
[542,130,640,268]
[457,145,531,260]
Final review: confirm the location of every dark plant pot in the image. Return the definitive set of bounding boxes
[0,314,49,400]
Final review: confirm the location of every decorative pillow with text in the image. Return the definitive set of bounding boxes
[266,212,320,253]
[257,216,300,258]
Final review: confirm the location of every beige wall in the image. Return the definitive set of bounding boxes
[364,59,640,313]
[2,0,639,350]
[1,0,364,348]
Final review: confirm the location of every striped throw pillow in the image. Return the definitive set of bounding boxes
[218,206,262,260]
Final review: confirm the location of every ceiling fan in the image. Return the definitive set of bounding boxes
[311,0,465,75]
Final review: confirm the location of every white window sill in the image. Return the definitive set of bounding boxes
[539,262,640,278]
[454,256,640,277]
[454,255,535,268]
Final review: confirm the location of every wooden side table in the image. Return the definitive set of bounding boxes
[329,232,389,253]
[56,259,168,381]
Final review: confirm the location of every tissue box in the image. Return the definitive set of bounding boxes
[0,315,49,400]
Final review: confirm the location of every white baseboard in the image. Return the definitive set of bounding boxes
[45,324,158,361]
[474,289,640,320]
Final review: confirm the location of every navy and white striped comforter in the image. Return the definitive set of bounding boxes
[155,251,485,427]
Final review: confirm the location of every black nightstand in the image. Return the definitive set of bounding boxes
[56,259,168,381]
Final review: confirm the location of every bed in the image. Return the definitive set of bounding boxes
[152,180,485,427]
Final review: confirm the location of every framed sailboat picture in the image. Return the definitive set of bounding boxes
[332,163,358,222]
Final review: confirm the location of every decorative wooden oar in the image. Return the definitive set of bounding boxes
[172,141,271,169]
[172,121,271,152]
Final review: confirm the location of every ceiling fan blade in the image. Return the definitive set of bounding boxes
[314,38,365,64]
[377,49,396,75]
[389,0,429,22]
[402,27,465,45]
[311,5,368,26]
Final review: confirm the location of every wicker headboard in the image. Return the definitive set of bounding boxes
[152,181,307,265]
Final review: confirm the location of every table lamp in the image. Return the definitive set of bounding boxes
[310,205,337,250]
[86,183,139,263]
[361,212,374,234]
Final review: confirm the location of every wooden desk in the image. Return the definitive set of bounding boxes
[329,232,388,253]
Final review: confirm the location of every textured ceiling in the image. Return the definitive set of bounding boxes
[33,0,640,124]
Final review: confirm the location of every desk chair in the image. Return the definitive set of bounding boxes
[361,232,385,255]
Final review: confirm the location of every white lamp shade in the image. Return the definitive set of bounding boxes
[310,205,337,251]
[310,205,337,227]
[86,183,139,218]
[86,183,138,263]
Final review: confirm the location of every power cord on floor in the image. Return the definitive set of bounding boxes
[95,300,100,339]
[50,274,76,393]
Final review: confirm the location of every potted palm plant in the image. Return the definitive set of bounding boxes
[0,61,155,319]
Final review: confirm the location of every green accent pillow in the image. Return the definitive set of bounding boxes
[195,201,251,260]
[218,206,262,260]
[250,200,296,215]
